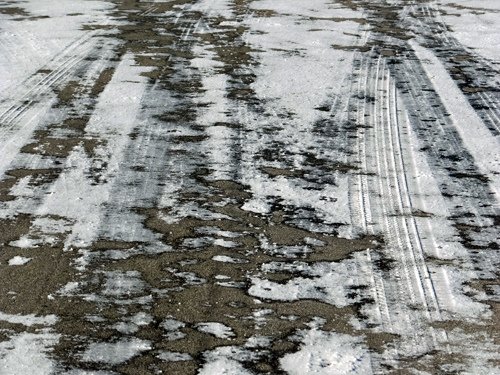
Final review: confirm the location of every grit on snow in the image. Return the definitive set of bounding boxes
[0,0,499,374]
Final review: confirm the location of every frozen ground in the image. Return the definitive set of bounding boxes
[0,0,498,374]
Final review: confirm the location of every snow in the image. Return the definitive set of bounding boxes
[58,281,80,296]
[195,322,235,339]
[435,265,492,320]
[437,0,500,62]
[236,1,361,226]
[113,313,153,334]
[198,358,252,375]
[198,346,257,375]
[161,318,187,341]
[250,0,361,19]
[183,237,238,249]
[81,338,151,365]
[280,326,372,375]
[9,237,39,248]
[0,0,116,93]
[7,256,32,266]
[129,312,153,326]
[196,227,242,238]
[0,312,57,326]
[212,255,247,263]
[65,370,117,375]
[190,0,234,19]
[410,40,500,200]
[0,0,498,373]
[157,351,192,362]
[0,331,60,375]
[249,254,368,307]
[37,52,153,251]
[102,271,147,297]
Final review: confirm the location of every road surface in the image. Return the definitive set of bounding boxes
[0,0,498,374]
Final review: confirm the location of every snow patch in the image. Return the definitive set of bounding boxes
[196,322,235,339]
[249,255,368,307]
[212,255,247,263]
[0,312,57,326]
[81,338,151,365]
[0,331,60,375]
[280,327,372,375]
[410,40,500,200]
[157,351,192,362]
[8,256,32,266]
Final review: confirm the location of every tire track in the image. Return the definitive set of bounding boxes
[0,30,110,178]
[0,30,102,131]
[348,48,459,365]
[347,3,498,367]
[392,47,498,223]
[408,1,500,137]
[350,52,392,334]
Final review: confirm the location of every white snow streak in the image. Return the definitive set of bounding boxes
[411,40,500,201]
